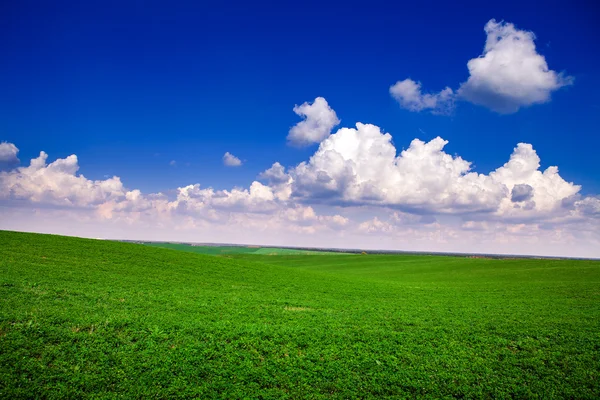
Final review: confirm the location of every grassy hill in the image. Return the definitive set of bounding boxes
[1,230,599,398]
[143,242,349,255]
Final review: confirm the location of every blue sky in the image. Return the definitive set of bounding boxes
[1,1,599,257]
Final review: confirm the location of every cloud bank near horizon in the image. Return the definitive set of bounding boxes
[1,104,598,257]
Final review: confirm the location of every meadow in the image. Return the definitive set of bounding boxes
[1,230,599,398]
[144,242,349,256]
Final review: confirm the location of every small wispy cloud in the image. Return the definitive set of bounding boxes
[223,152,242,167]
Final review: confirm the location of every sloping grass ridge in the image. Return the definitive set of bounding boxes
[1,231,599,398]
[144,242,348,255]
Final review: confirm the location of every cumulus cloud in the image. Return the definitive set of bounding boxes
[391,19,573,114]
[0,149,351,238]
[285,122,583,221]
[278,204,348,230]
[290,123,506,213]
[175,181,277,214]
[258,162,292,201]
[287,97,340,147]
[389,79,455,115]
[359,217,395,234]
[1,134,598,257]
[0,151,126,207]
[258,162,289,185]
[0,137,587,227]
[223,152,242,167]
[490,143,580,217]
[0,142,19,165]
[458,20,573,113]
[574,197,600,217]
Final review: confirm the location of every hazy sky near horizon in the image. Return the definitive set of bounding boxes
[1,1,599,257]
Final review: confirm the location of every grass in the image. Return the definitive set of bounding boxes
[1,230,599,398]
[143,242,349,256]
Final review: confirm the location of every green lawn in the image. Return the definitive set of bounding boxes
[1,230,599,398]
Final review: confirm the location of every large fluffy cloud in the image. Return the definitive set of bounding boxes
[291,123,506,213]
[391,19,573,114]
[286,122,582,218]
[458,20,573,113]
[287,97,340,147]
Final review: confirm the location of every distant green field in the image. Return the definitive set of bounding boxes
[144,242,348,255]
[1,230,600,398]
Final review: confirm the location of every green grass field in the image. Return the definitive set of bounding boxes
[1,230,599,398]
[144,242,349,256]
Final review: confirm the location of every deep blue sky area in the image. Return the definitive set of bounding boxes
[1,0,599,194]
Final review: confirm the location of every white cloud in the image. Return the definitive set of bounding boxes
[0,142,19,165]
[458,20,573,113]
[574,196,600,217]
[329,214,349,227]
[0,151,126,207]
[169,160,177,166]
[287,97,340,147]
[391,19,572,114]
[286,122,581,220]
[290,123,507,213]
[258,162,289,185]
[258,162,292,201]
[223,152,242,167]
[175,181,277,214]
[359,217,395,234]
[1,134,598,257]
[278,204,348,229]
[389,79,455,115]
[490,143,580,218]
[0,149,349,237]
